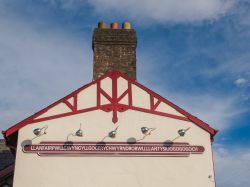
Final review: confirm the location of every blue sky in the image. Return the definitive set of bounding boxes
[0,0,250,186]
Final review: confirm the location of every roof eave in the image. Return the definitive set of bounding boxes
[3,69,218,146]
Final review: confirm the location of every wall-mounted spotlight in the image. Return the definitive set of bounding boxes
[100,126,119,141]
[75,124,83,137]
[141,127,156,135]
[33,126,48,136]
[178,127,190,137]
[108,126,119,138]
[67,124,84,141]
[171,127,191,142]
[141,127,149,134]
[137,127,156,141]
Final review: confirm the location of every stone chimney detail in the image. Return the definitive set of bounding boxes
[92,21,137,80]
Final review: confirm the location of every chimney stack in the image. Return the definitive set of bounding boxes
[92,21,137,80]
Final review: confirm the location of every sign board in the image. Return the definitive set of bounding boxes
[23,142,204,157]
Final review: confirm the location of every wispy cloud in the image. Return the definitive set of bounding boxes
[174,94,245,130]
[39,0,236,23]
[150,87,245,130]
[234,78,247,87]
[0,9,92,135]
[88,0,235,23]
[137,45,248,131]
[214,145,250,187]
[41,0,88,11]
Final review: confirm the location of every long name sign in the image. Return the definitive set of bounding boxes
[23,142,204,157]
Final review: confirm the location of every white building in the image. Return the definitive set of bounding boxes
[3,22,217,187]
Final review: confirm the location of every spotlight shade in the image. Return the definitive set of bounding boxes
[141,127,149,134]
[75,129,83,137]
[33,128,42,136]
[178,129,186,136]
[109,130,116,138]
[178,127,190,137]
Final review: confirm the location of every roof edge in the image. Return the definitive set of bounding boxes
[3,69,218,147]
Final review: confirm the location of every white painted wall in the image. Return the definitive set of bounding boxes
[13,110,215,187]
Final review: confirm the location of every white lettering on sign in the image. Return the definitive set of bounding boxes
[23,142,204,157]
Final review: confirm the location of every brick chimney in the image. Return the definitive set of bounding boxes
[92,21,137,80]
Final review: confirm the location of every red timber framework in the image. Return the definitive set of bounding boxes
[3,70,217,148]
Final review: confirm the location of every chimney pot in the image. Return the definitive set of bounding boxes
[122,22,131,29]
[111,22,118,29]
[98,21,107,29]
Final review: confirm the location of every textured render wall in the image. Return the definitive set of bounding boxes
[92,29,137,80]
[14,111,215,187]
